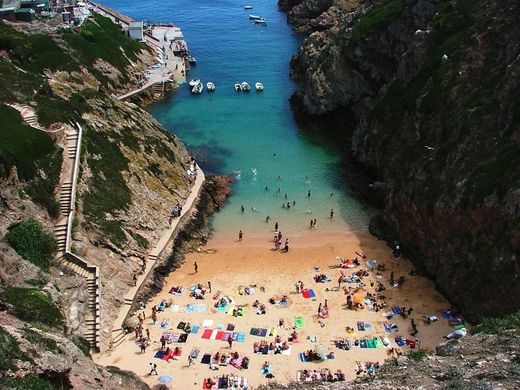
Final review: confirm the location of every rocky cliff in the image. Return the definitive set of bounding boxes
[284,0,520,321]
[0,14,194,388]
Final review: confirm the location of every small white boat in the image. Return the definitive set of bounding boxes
[249,14,261,20]
[255,82,264,91]
[254,17,267,24]
[207,82,216,91]
[234,83,241,91]
[191,81,203,94]
[244,5,253,10]
[187,55,197,64]
[189,79,200,87]
[240,81,250,91]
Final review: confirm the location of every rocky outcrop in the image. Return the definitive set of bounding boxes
[287,0,520,321]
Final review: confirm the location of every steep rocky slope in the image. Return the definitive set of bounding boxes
[284,0,520,321]
[0,14,194,388]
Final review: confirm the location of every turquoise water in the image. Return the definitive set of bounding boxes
[102,0,373,238]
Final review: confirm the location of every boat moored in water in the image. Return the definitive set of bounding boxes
[244,5,253,9]
[207,82,216,91]
[241,81,250,91]
[234,83,241,91]
[254,17,267,24]
[187,55,197,64]
[255,82,264,91]
[191,81,203,94]
[189,79,200,87]
[249,14,261,20]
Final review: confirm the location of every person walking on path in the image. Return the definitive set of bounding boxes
[133,273,137,286]
[149,362,158,375]
[238,230,243,241]
[194,261,198,273]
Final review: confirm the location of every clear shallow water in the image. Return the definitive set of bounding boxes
[102,0,374,238]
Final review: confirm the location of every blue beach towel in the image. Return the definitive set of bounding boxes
[196,304,206,312]
[298,353,308,362]
[392,306,402,315]
[191,325,200,334]
[308,289,316,298]
[237,332,245,342]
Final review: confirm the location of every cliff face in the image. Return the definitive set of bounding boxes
[286,0,520,321]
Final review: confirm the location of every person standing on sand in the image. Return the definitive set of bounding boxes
[318,303,322,317]
[149,362,158,375]
[266,215,270,223]
[274,222,279,231]
[313,219,317,228]
[194,262,198,273]
[188,354,194,366]
[228,335,233,349]
[241,205,245,213]
[239,230,243,241]
[330,209,334,218]
[208,281,212,293]
[284,238,289,252]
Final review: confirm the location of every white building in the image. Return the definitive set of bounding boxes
[127,21,144,41]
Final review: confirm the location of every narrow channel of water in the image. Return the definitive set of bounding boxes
[102,0,374,238]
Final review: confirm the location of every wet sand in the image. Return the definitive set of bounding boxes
[98,232,453,389]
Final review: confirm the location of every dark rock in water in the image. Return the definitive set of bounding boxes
[436,341,461,357]
[283,0,520,321]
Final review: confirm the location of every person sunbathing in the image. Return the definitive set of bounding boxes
[241,356,249,369]
[252,300,260,308]
[335,369,345,381]
[289,330,298,341]
[253,342,260,353]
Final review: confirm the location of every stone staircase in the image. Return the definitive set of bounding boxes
[52,123,102,352]
[6,103,43,130]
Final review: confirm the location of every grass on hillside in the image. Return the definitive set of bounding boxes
[2,287,64,329]
[22,328,63,354]
[472,311,520,334]
[62,13,145,81]
[4,219,58,271]
[0,105,56,180]
[82,129,131,247]
[0,377,57,390]
[0,326,34,372]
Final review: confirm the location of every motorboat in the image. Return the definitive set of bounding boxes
[254,17,267,24]
[255,82,264,91]
[244,5,253,10]
[234,83,241,91]
[249,14,262,20]
[240,81,250,91]
[207,82,216,91]
[191,81,203,94]
[189,79,200,87]
[187,55,197,64]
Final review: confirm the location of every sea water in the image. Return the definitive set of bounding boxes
[101,0,374,238]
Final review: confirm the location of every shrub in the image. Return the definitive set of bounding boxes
[409,349,427,362]
[0,326,27,371]
[2,287,64,328]
[4,219,57,271]
[472,311,520,334]
[69,334,90,356]
[0,376,57,390]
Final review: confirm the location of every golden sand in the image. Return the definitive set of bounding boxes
[98,232,453,389]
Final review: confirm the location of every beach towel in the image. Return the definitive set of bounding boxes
[261,345,268,354]
[364,322,373,331]
[367,339,376,348]
[227,323,235,331]
[196,303,207,313]
[226,305,236,315]
[309,336,317,343]
[295,316,304,328]
[392,306,402,315]
[405,339,416,349]
[190,284,197,292]
[250,328,259,336]
[191,325,200,334]
[384,323,399,332]
[383,310,395,319]
[201,329,213,339]
[282,346,292,356]
[298,353,308,362]
[357,321,366,331]
[172,348,182,356]
[269,328,278,337]
[178,333,188,343]
[202,319,214,328]
[360,340,367,348]
[190,348,200,359]
[201,353,211,364]
[237,332,246,342]
[326,352,335,359]
[209,330,218,340]
[171,304,180,313]
[185,304,195,313]
[216,331,225,341]
[382,336,391,347]
[222,332,232,341]
[261,365,273,377]
[375,338,385,348]
[217,305,229,313]
[395,337,405,347]
[218,376,228,388]
[177,321,186,330]
[213,291,222,300]
[216,323,225,330]
[154,351,166,359]
[258,328,268,337]
[203,378,211,389]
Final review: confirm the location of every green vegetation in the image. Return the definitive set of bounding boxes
[409,349,427,362]
[0,105,56,180]
[22,328,63,354]
[82,129,131,246]
[472,311,520,334]
[69,334,90,356]
[129,231,149,249]
[0,377,57,390]
[2,287,63,328]
[350,0,410,43]
[4,219,57,271]
[0,326,32,371]
[62,13,145,82]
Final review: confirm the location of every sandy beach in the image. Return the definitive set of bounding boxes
[98,231,454,389]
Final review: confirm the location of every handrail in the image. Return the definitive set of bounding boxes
[65,122,82,253]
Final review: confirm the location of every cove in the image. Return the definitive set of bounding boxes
[101,0,373,239]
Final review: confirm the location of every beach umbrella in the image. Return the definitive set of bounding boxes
[158,375,172,384]
[366,259,377,270]
[353,294,363,304]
